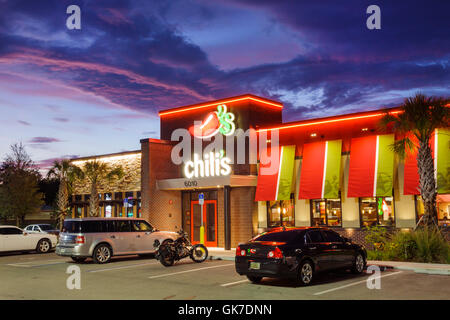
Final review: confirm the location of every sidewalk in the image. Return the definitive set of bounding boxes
[207,248,450,275]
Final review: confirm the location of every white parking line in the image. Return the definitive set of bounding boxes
[220,279,250,287]
[148,263,234,279]
[88,262,160,273]
[313,271,404,295]
[6,259,67,267]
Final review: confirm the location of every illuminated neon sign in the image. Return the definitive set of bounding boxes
[189,104,236,139]
[184,150,232,179]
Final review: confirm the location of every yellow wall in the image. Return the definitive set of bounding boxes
[394,161,416,228]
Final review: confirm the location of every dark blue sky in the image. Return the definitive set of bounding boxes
[0,0,449,169]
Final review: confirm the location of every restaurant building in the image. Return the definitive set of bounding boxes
[70,94,450,249]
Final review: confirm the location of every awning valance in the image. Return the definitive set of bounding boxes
[298,140,342,199]
[255,145,296,201]
[348,134,394,198]
[404,128,450,195]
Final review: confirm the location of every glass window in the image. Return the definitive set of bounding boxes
[33,226,40,232]
[416,195,450,227]
[132,220,153,232]
[63,221,81,233]
[252,230,302,243]
[38,224,53,231]
[307,230,324,243]
[266,194,295,227]
[75,195,82,202]
[116,220,131,232]
[25,226,33,231]
[80,221,102,233]
[321,230,343,242]
[311,198,342,227]
[360,196,395,227]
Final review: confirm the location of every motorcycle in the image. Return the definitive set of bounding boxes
[155,229,208,267]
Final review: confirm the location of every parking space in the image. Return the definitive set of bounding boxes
[0,252,449,300]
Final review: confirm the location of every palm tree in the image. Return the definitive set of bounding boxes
[380,93,449,227]
[47,159,83,230]
[76,160,124,217]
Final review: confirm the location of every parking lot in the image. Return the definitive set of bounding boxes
[0,252,449,300]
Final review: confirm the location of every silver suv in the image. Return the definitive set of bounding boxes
[56,218,178,263]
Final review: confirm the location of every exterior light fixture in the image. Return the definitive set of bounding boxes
[362,128,369,131]
[310,133,317,137]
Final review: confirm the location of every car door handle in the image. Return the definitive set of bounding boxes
[110,235,116,239]
[309,247,317,250]
[136,235,141,238]
[331,245,337,249]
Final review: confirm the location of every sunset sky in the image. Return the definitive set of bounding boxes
[1,0,449,170]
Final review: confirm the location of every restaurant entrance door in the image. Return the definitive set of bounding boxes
[190,200,218,247]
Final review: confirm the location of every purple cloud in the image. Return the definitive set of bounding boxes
[29,137,62,143]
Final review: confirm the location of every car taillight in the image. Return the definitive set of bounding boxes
[75,236,85,244]
[267,247,283,259]
[236,246,246,257]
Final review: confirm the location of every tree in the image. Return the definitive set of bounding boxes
[380,94,449,227]
[75,160,124,217]
[0,143,44,226]
[47,159,83,229]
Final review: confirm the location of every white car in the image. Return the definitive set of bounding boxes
[0,225,58,253]
[24,224,59,235]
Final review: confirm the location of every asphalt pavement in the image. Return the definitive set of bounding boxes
[0,252,449,300]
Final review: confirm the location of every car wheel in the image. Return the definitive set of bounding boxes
[351,253,366,274]
[36,239,51,253]
[246,275,263,284]
[297,260,314,286]
[71,257,87,263]
[92,244,112,264]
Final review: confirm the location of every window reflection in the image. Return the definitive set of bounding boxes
[266,194,295,227]
[311,198,342,227]
[360,196,395,227]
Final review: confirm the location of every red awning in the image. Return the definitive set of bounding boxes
[255,147,280,201]
[347,135,378,198]
[298,142,325,199]
[255,145,296,201]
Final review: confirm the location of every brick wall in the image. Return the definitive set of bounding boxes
[229,187,258,248]
[141,139,182,231]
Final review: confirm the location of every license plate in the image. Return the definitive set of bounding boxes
[60,248,65,253]
[249,262,260,270]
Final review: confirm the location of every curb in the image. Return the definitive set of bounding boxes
[367,262,450,275]
[209,258,450,275]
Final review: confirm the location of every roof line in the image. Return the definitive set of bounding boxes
[158,94,283,117]
[257,107,402,132]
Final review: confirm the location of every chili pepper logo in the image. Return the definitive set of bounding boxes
[189,104,236,139]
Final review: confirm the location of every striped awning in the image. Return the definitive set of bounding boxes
[298,140,342,199]
[404,128,450,195]
[348,134,394,198]
[255,145,296,201]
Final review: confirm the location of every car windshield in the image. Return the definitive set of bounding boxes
[39,225,53,231]
[252,230,302,243]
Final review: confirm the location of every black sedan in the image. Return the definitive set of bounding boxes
[235,227,367,286]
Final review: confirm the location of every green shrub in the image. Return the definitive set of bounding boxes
[383,231,416,261]
[366,227,450,263]
[364,225,390,250]
[410,227,450,263]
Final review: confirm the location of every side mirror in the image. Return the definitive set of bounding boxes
[23,232,28,236]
